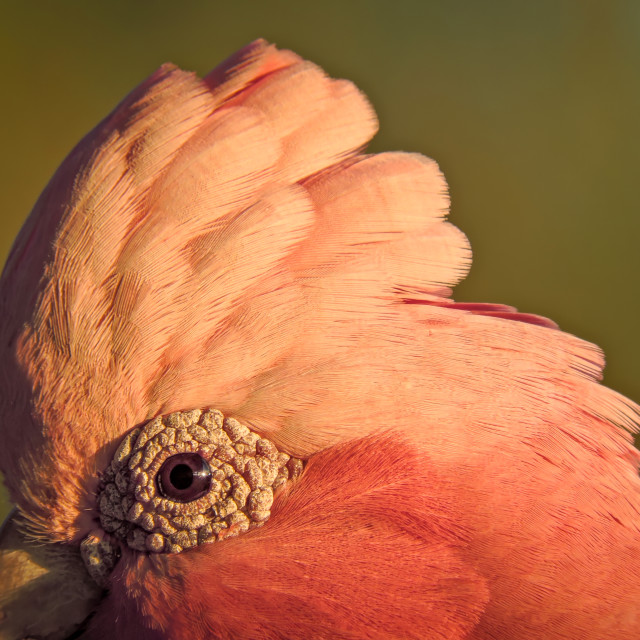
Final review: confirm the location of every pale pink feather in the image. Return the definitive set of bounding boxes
[0,39,638,639]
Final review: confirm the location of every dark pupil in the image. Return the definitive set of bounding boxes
[157,453,212,502]
[170,464,194,490]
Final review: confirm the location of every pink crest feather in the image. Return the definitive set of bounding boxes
[0,39,639,639]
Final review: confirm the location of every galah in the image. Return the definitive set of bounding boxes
[0,39,638,640]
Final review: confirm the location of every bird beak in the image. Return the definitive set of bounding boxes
[0,510,103,640]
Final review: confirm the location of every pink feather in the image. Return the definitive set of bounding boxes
[0,39,638,638]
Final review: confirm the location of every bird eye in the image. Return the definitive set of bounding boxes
[157,453,212,502]
[93,408,304,568]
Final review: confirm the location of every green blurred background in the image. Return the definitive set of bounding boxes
[1,0,639,519]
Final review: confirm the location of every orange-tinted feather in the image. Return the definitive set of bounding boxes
[0,39,639,639]
[89,437,489,640]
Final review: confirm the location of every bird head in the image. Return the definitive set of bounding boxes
[0,40,639,640]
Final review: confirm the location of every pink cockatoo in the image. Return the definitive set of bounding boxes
[0,40,639,640]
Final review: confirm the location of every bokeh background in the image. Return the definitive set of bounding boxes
[1,0,639,519]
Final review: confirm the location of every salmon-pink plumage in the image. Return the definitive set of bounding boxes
[0,39,638,639]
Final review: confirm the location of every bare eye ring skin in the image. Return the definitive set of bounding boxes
[81,408,304,586]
